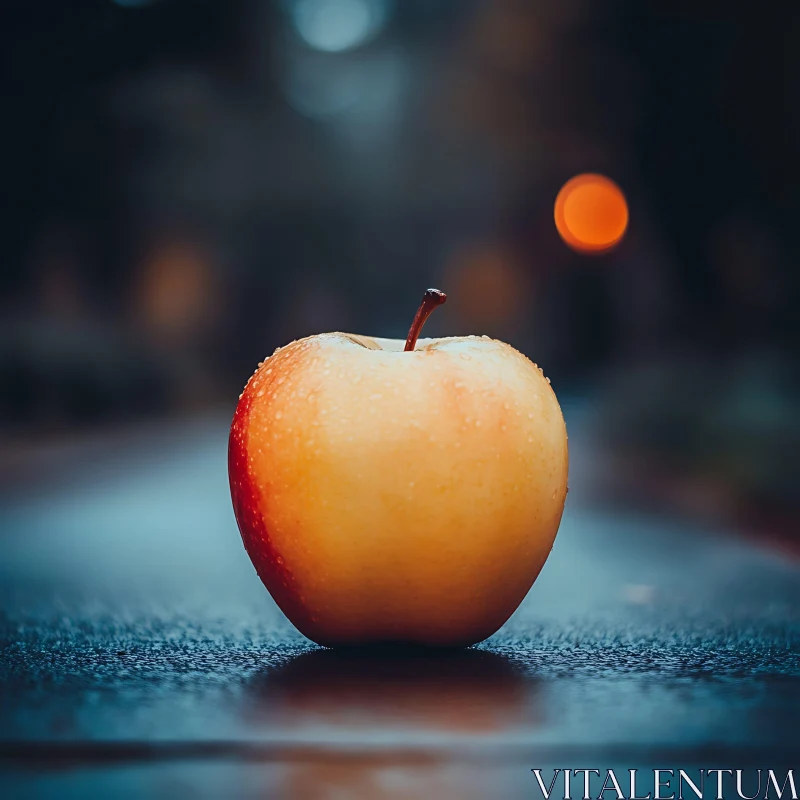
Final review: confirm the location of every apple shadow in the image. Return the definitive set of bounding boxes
[243,646,543,737]
[240,648,545,798]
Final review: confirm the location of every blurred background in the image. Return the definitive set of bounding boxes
[2,4,799,797]
[1,0,798,538]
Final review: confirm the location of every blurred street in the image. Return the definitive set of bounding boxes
[2,0,798,545]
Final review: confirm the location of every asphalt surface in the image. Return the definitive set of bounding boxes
[0,408,798,799]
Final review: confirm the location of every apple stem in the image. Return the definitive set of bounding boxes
[404,288,447,351]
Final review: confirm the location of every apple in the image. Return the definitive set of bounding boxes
[229,289,568,647]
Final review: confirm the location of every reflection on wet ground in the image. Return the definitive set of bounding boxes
[239,648,538,800]
[245,647,541,737]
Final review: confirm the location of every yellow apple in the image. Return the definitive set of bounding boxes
[229,290,568,646]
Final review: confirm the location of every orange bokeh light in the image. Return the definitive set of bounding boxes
[554,173,629,254]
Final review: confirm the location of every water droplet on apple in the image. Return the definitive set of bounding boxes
[551,489,557,499]
[460,353,472,361]
[475,420,481,427]
[275,411,282,419]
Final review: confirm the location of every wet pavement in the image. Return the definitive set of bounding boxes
[0,409,798,799]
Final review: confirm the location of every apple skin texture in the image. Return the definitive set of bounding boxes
[229,333,568,647]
